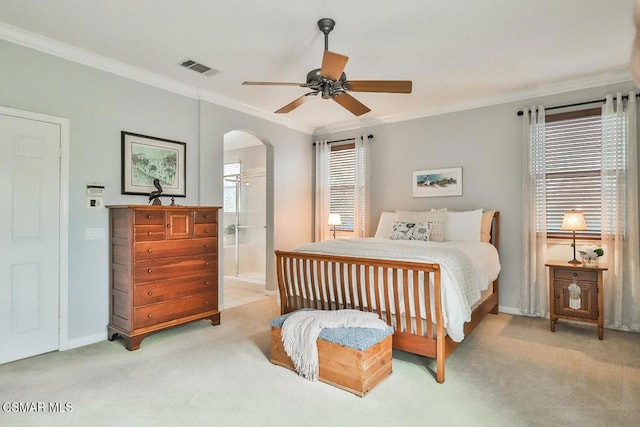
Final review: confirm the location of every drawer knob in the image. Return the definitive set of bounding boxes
[573,273,578,277]
[147,291,153,296]
[147,215,153,219]
[204,229,209,234]
[205,262,210,266]
[166,224,171,228]
[205,300,209,305]
[147,314,152,318]
[555,295,560,299]
[147,249,152,253]
[147,231,152,236]
[147,268,153,273]
[204,244,210,248]
[205,214,210,219]
[205,281,210,285]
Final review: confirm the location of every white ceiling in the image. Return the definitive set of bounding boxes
[0,1,636,134]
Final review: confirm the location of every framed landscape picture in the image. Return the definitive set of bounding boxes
[412,167,462,198]
[121,131,186,197]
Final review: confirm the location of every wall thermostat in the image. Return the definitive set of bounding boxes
[87,185,105,197]
[87,184,105,208]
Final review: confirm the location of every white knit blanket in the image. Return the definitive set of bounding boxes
[281,309,389,381]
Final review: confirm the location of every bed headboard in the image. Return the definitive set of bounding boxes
[490,211,500,251]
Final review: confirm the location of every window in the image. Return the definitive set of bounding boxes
[329,143,356,233]
[223,162,240,213]
[544,108,602,239]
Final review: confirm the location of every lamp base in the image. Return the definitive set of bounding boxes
[568,258,581,265]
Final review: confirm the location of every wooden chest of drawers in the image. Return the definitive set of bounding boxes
[107,205,221,350]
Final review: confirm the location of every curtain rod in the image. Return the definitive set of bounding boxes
[516,93,640,116]
[313,134,373,146]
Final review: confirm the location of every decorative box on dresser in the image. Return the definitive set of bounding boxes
[545,260,607,340]
[107,205,221,350]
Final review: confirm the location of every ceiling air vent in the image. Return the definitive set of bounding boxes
[180,59,218,76]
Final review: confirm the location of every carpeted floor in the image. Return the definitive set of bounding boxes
[1,297,639,426]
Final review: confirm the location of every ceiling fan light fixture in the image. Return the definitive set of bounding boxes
[322,83,332,99]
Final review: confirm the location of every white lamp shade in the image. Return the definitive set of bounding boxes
[560,211,588,231]
[328,213,342,226]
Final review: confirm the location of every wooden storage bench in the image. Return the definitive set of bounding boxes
[270,312,393,397]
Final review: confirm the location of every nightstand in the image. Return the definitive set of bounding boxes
[545,260,608,339]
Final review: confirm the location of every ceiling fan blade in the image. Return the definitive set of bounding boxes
[321,51,349,81]
[242,81,307,87]
[274,95,309,114]
[333,92,371,116]
[345,80,413,93]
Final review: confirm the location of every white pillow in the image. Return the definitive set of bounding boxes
[396,208,447,241]
[444,209,483,242]
[374,212,396,238]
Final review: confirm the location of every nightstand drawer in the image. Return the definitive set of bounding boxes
[553,280,597,320]
[554,269,597,283]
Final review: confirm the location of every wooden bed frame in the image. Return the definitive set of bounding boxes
[274,211,500,383]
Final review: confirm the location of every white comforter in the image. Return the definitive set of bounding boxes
[295,238,501,342]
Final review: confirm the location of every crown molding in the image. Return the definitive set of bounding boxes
[312,68,634,135]
[0,21,313,135]
[1,21,632,137]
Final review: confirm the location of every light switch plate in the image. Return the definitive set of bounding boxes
[87,197,103,208]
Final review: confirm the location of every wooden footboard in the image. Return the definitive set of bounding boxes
[274,212,500,383]
[275,250,450,381]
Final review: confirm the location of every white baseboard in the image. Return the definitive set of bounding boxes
[264,289,277,296]
[498,305,522,315]
[60,332,106,351]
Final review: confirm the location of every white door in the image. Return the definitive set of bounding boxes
[0,113,61,364]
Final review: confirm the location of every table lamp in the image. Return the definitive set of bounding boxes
[561,210,588,264]
[328,213,342,239]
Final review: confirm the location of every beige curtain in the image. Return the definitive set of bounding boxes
[353,134,368,238]
[520,106,548,316]
[314,140,330,241]
[601,92,640,331]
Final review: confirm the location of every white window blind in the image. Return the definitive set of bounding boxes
[545,111,602,238]
[329,144,355,231]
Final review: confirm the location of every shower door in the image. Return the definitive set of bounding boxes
[229,168,266,282]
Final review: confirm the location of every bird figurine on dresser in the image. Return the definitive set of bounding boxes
[148,178,163,205]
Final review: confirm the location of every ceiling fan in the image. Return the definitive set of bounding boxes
[242,18,412,116]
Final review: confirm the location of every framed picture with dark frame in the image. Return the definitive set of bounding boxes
[412,167,462,198]
[121,131,186,197]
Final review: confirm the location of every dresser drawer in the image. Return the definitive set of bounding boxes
[134,274,216,306]
[134,255,217,283]
[194,223,217,238]
[133,291,218,329]
[554,269,597,283]
[194,210,217,223]
[134,238,216,260]
[134,210,166,225]
[134,225,166,241]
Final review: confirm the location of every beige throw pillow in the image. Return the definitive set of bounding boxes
[481,210,495,243]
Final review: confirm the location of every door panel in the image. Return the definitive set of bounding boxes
[237,172,266,280]
[0,113,60,364]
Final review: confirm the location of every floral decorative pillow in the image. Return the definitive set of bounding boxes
[389,221,432,241]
